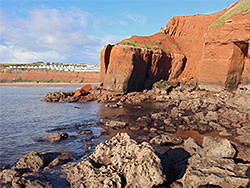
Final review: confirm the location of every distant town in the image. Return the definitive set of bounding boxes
[3,62,100,72]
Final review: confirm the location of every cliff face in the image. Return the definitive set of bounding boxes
[101,33,186,93]
[100,0,250,92]
[0,69,100,83]
[197,11,250,89]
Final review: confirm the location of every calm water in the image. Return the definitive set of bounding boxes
[0,86,165,166]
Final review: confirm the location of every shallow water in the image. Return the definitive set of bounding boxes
[0,86,166,166]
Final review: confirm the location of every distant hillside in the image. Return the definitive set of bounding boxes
[0,68,100,83]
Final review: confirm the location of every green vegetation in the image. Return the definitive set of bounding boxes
[80,77,85,83]
[173,44,177,48]
[209,0,250,30]
[122,39,171,53]
[154,80,180,88]
[122,39,147,48]
[155,40,162,44]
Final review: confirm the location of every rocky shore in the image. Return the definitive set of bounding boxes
[1,132,249,187]
[2,1,250,187]
[4,80,241,187]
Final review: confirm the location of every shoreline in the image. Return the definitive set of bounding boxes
[0,82,99,87]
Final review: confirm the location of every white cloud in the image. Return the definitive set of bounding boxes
[0,45,65,63]
[0,6,104,64]
[125,13,146,24]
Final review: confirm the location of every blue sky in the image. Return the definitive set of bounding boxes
[0,0,236,64]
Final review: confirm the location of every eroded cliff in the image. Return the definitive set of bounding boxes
[100,0,250,92]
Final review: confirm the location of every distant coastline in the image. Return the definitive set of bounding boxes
[0,68,100,84]
[0,82,99,87]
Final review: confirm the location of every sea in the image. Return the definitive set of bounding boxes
[0,86,165,167]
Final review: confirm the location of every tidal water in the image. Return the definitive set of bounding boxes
[0,86,165,167]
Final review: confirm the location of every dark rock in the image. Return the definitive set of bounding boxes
[43,132,68,142]
[12,172,54,188]
[42,91,74,102]
[41,151,76,168]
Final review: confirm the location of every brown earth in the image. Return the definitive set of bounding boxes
[0,68,100,83]
[100,0,250,92]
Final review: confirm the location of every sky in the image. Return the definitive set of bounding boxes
[0,0,237,64]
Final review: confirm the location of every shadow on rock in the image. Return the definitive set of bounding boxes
[158,147,191,186]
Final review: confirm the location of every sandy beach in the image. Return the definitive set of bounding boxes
[0,82,99,87]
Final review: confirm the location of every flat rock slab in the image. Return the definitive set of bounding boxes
[105,120,127,129]
[150,133,183,145]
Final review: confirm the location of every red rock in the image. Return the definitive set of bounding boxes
[92,86,97,90]
[73,84,92,97]
[0,69,100,83]
[197,11,250,89]
[100,1,249,91]
[100,33,186,93]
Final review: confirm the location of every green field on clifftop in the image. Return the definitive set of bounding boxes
[121,39,170,53]
[209,0,250,30]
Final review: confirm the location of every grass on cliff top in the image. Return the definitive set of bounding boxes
[209,0,250,30]
[121,39,170,53]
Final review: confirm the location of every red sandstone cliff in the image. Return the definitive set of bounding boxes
[100,0,250,92]
[0,69,100,83]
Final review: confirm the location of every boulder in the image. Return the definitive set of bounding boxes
[14,151,45,172]
[41,151,76,168]
[150,133,183,145]
[67,160,121,188]
[41,91,74,102]
[73,84,92,97]
[236,126,250,136]
[205,111,219,121]
[178,136,250,188]
[67,133,166,188]
[183,137,202,155]
[230,141,250,163]
[200,136,236,158]
[0,169,20,184]
[12,172,54,188]
[235,135,250,146]
[180,154,250,188]
[43,132,68,142]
